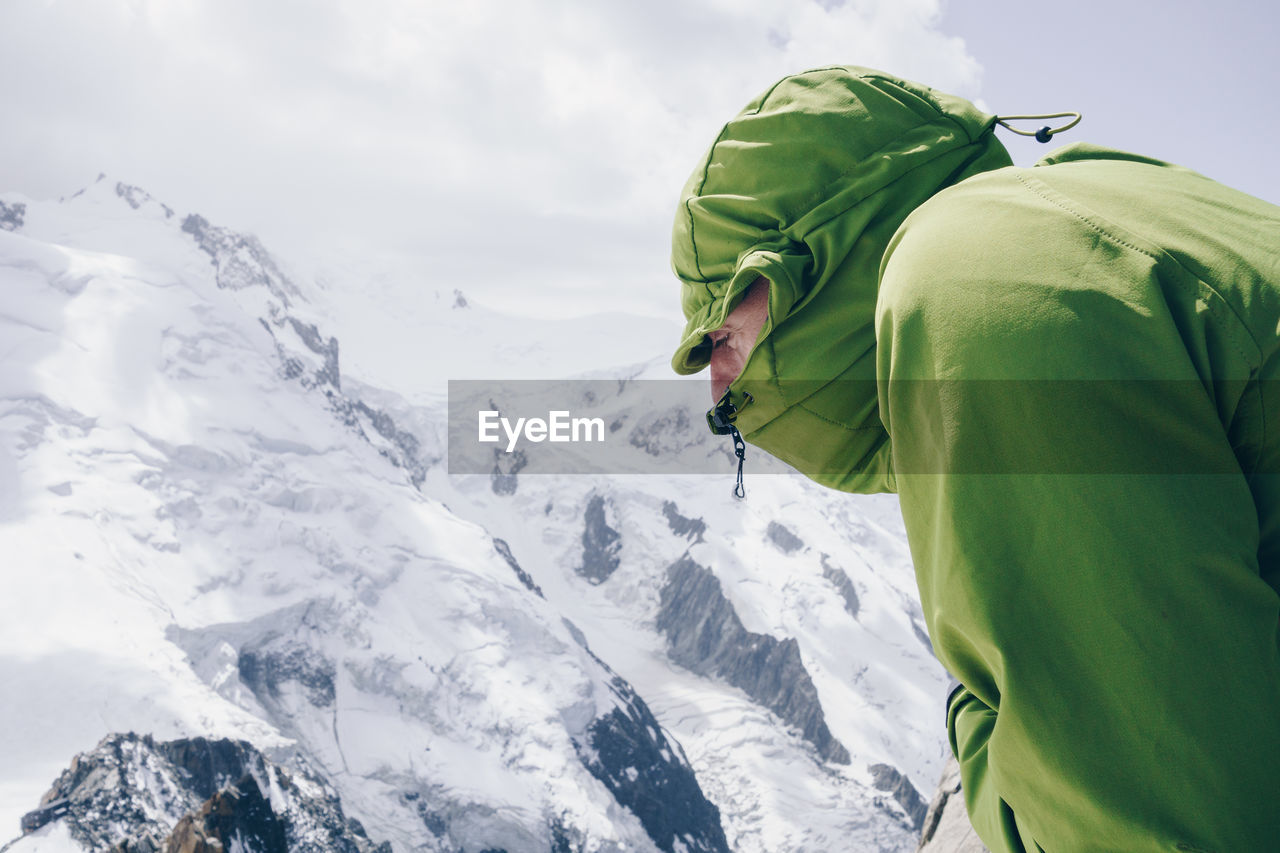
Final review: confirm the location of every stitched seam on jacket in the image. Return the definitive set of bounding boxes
[794,397,884,431]
[685,66,842,289]
[1017,171,1266,473]
[686,119,736,290]
[1014,172,1262,364]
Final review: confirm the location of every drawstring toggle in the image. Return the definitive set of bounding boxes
[995,111,1083,143]
[707,389,753,500]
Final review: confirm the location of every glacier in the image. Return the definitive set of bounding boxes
[0,175,951,852]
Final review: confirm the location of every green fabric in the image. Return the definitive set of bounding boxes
[670,66,1011,492]
[877,150,1280,852]
[672,70,1280,851]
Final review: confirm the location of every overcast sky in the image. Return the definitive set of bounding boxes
[2,0,1276,321]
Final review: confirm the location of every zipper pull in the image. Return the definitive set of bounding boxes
[730,424,746,499]
[707,390,753,500]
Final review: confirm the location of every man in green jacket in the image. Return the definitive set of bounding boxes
[671,66,1280,852]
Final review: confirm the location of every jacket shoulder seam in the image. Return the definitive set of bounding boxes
[1013,173,1263,366]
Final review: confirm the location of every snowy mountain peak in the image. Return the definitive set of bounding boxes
[182,212,300,305]
[114,181,175,220]
[7,733,390,853]
[1,177,948,852]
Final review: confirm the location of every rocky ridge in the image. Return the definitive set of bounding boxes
[657,555,851,766]
[7,733,388,853]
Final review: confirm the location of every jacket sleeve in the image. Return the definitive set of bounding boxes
[875,170,1280,853]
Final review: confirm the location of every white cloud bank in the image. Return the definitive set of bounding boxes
[0,0,982,318]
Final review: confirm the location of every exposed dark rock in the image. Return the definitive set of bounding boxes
[0,199,25,232]
[18,798,70,835]
[182,214,429,491]
[398,788,449,840]
[326,393,427,488]
[280,354,307,381]
[657,556,850,764]
[286,318,340,390]
[493,538,543,597]
[627,407,693,457]
[869,763,929,832]
[766,521,804,554]
[238,639,337,709]
[354,400,416,456]
[165,774,285,853]
[115,182,174,218]
[561,618,592,651]
[549,819,578,853]
[490,447,527,495]
[181,214,299,305]
[13,733,387,853]
[576,668,729,853]
[578,495,621,584]
[917,756,989,853]
[662,501,706,543]
[820,554,860,619]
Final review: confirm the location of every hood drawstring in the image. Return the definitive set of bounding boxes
[995,111,1083,143]
[707,390,753,500]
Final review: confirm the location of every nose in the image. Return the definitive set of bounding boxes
[709,344,744,403]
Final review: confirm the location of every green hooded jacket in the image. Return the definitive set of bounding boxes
[671,66,1012,492]
[672,66,1280,852]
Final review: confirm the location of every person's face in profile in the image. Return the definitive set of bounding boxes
[708,276,769,402]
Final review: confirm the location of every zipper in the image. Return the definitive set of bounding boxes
[706,390,753,499]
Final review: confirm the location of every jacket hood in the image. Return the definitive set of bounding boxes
[670,66,1011,492]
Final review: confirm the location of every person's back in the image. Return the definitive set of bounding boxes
[877,142,1280,851]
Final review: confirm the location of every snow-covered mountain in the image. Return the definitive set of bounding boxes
[0,177,950,852]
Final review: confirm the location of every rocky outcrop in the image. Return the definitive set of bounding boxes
[165,774,285,853]
[185,210,429,488]
[238,639,338,711]
[489,446,527,495]
[870,763,928,833]
[11,733,388,852]
[820,554,860,619]
[258,316,429,490]
[493,537,544,597]
[578,670,731,853]
[115,182,174,218]
[766,521,804,554]
[917,757,989,853]
[285,317,341,390]
[336,395,427,485]
[628,406,695,457]
[578,494,621,584]
[0,199,25,232]
[657,556,850,764]
[662,501,706,542]
[182,214,299,304]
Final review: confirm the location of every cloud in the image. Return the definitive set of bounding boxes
[0,0,981,317]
